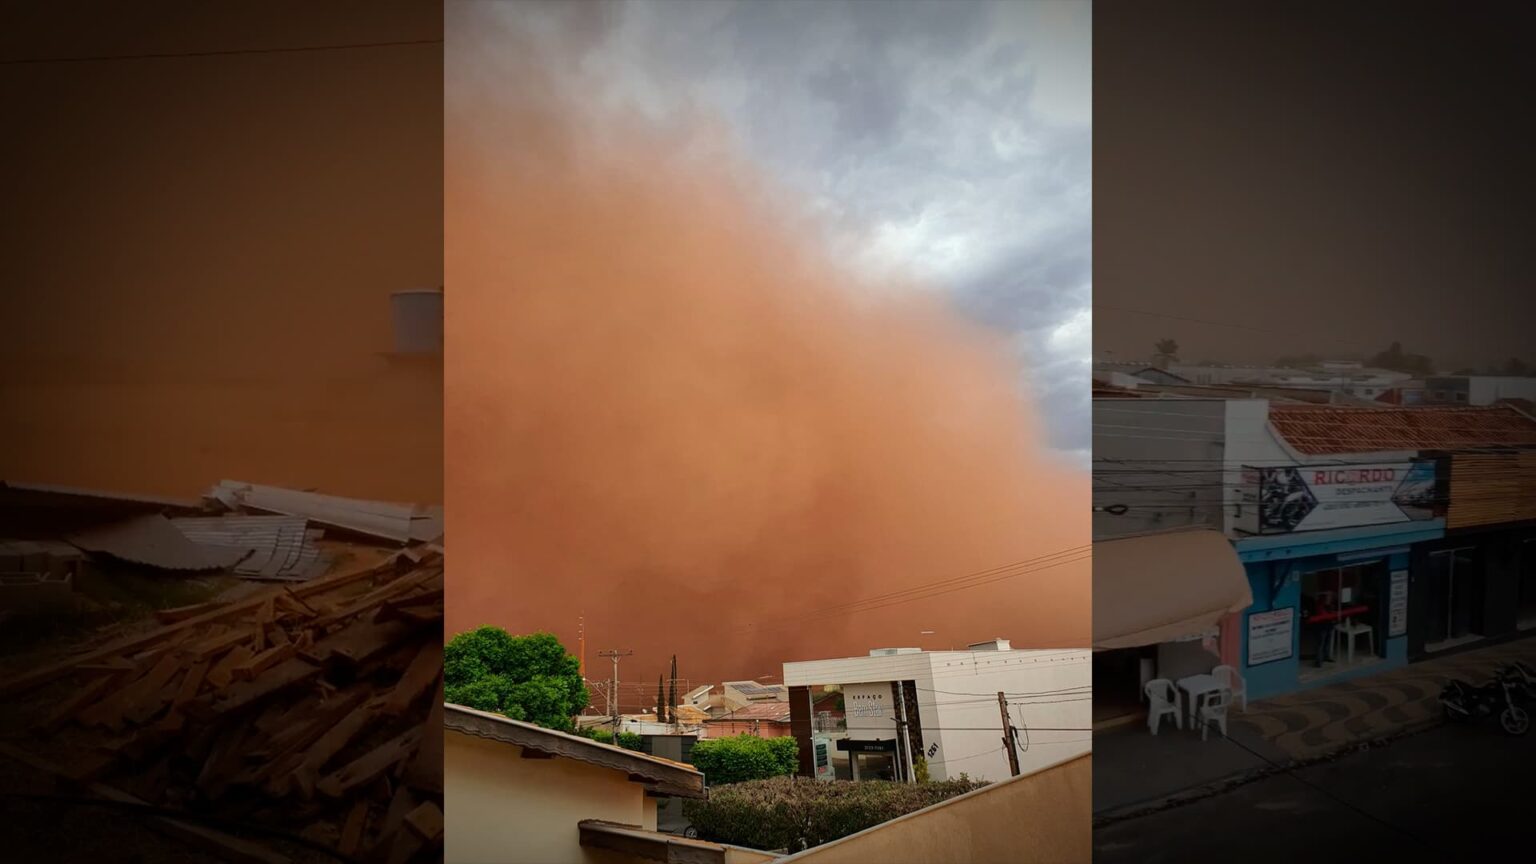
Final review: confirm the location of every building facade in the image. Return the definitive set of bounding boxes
[783,640,1091,784]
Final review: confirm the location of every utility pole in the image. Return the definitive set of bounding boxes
[998,692,1020,777]
[599,649,633,738]
[895,685,916,784]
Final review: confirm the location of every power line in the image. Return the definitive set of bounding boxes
[0,38,444,67]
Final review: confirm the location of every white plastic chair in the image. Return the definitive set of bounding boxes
[1335,619,1375,664]
[1198,687,1230,740]
[1145,678,1180,735]
[1212,664,1247,712]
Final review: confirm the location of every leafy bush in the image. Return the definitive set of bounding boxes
[691,735,799,786]
[913,754,931,783]
[683,776,988,852]
[578,728,644,751]
[444,627,588,731]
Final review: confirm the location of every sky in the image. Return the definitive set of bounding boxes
[1094,0,1536,373]
[511,0,1094,463]
[444,0,1092,690]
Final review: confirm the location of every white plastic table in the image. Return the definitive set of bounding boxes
[1176,673,1222,729]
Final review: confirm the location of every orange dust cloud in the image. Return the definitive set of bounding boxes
[445,6,1088,701]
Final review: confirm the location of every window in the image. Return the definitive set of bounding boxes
[1454,391,1467,402]
[1425,547,1484,650]
[1299,561,1386,674]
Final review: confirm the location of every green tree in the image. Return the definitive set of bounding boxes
[444,627,588,731]
[1370,341,1434,376]
[691,735,800,786]
[580,728,644,751]
[1152,338,1179,367]
[913,753,931,783]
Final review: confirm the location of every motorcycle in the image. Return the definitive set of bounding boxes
[1439,669,1530,736]
[1498,661,1536,702]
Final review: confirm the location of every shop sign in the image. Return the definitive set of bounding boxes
[1236,459,1440,534]
[1248,607,1294,665]
[836,738,897,753]
[1388,570,1408,637]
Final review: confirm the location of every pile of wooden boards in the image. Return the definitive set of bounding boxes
[0,542,446,864]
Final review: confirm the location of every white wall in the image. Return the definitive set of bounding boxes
[918,650,1091,782]
[786,650,1091,784]
[445,731,659,864]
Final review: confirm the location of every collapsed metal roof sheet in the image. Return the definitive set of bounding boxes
[68,514,250,572]
[0,481,202,511]
[171,515,330,582]
[209,480,438,545]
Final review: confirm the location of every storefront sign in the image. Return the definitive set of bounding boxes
[1247,607,1294,665]
[836,738,897,753]
[843,683,896,740]
[1388,569,1408,637]
[1236,459,1440,534]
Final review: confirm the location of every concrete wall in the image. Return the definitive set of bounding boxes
[1092,399,1228,540]
[918,651,1092,783]
[445,730,659,864]
[777,754,1091,864]
[0,5,443,503]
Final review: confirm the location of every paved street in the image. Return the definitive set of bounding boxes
[1094,719,1536,862]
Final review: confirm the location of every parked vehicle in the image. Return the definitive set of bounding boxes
[1498,661,1536,702]
[1439,669,1530,736]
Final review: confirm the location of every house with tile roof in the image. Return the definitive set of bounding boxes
[1093,393,1536,712]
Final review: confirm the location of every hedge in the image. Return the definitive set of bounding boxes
[682,775,988,852]
[690,735,799,786]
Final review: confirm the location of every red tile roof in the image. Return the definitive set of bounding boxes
[1269,404,1536,454]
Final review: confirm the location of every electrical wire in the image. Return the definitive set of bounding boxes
[0,38,444,66]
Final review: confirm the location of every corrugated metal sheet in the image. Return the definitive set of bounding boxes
[68,514,249,572]
[209,480,437,545]
[171,515,330,582]
[1269,404,1536,454]
[0,481,201,510]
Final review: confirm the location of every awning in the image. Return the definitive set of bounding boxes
[1093,529,1253,649]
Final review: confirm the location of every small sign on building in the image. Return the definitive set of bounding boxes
[1388,570,1408,637]
[1247,607,1294,666]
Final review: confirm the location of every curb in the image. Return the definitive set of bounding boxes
[1092,715,1445,828]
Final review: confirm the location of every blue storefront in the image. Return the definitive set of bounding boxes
[1234,519,1445,702]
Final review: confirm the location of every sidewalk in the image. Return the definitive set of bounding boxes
[1094,634,1536,818]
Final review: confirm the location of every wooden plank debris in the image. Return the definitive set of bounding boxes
[7,543,443,864]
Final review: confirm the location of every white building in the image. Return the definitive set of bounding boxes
[782,639,1090,784]
[1421,375,1536,406]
